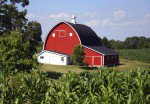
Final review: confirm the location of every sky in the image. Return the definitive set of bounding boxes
[24,0,150,41]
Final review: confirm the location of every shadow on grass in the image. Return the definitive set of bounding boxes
[45,71,63,79]
[79,66,99,70]
[106,63,122,67]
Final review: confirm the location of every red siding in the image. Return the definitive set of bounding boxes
[44,23,80,55]
[83,47,104,66]
[84,57,92,66]
[94,57,101,65]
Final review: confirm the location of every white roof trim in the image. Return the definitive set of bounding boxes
[42,21,63,50]
[37,50,68,57]
[82,45,105,55]
[64,22,81,44]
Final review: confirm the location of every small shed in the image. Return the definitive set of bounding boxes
[37,50,70,65]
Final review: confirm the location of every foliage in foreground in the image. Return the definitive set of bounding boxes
[117,49,150,63]
[0,31,37,72]
[0,69,150,104]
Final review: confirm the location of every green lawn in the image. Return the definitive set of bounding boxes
[39,59,150,74]
[39,64,100,74]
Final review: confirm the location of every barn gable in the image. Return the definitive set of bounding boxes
[44,22,81,55]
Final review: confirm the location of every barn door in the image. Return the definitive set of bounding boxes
[93,56,102,66]
[84,57,92,66]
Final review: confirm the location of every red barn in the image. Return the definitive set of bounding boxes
[38,16,119,66]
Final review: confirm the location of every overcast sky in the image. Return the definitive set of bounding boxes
[25,0,150,41]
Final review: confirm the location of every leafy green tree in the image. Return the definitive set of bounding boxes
[123,36,150,49]
[0,30,35,71]
[102,37,111,48]
[0,0,29,35]
[71,44,85,66]
[99,37,103,45]
[109,39,124,49]
[24,21,42,47]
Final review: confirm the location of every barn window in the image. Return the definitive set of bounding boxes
[61,57,64,62]
[69,33,73,36]
[52,33,55,37]
[56,30,66,37]
[40,56,44,59]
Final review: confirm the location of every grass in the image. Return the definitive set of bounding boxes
[39,64,100,74]
[40,59,150,74]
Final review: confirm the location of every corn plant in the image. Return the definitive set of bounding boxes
[0,68,150,104]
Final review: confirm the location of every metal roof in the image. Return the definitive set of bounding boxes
[87,46,119,55]
[66,22,101,46]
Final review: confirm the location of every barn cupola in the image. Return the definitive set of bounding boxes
[71,14,76,24]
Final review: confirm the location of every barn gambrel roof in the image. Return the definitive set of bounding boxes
[66,22,101,46]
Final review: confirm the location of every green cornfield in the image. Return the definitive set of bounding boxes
[117,49,150,63]
[0,68,150,104]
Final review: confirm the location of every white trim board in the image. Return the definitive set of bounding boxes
[83,45,105,55]
[37,50,68,57]
[85,56,103,66]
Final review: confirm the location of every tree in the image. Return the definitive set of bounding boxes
[71,44,85,66]
[23,21,42,53]
[102,37,111,48]
[99,37,103,45]
[123,36,150,49]
[24,21,42,46]
[0,0,29,35]
[109,39,124,49]
[0,30,35,71]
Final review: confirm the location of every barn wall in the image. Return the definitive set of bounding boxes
[83,47,104,66]
[37,51,68,65]
[44,23,80,55]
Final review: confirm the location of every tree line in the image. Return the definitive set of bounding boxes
[100,36,150,49]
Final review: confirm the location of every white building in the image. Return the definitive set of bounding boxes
[37,50,70,65]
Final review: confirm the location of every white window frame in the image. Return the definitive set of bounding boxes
[69,33,73,36]
[40,56,44,59]
[52,33,55,37]
[55,30,66,37]
[61,57,64,62]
